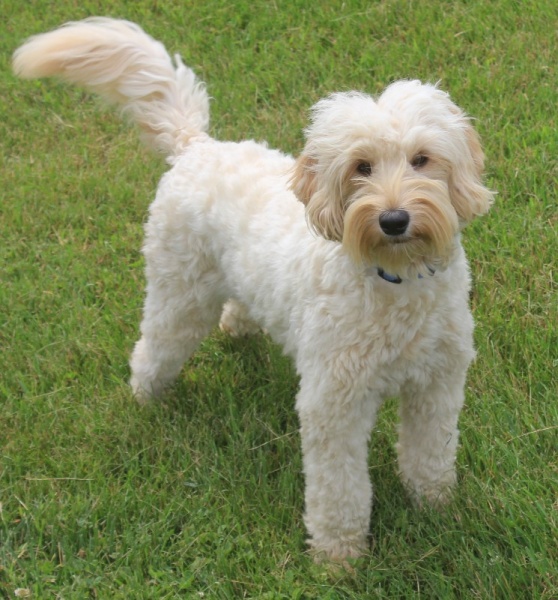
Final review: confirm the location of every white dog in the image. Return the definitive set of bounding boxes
[14,18,493,561]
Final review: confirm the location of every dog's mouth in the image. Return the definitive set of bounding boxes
[384,235,412,245]
[378,228,423,248]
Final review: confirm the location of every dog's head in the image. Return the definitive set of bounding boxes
[291,81,493,277]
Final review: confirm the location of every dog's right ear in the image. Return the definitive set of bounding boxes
[290,154,345,242]
[291,154,317,205]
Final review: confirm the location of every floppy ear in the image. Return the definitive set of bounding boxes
[290,154,345,242]
[291,154,317,205]
[449,122,494,224]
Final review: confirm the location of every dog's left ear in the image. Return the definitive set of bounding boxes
[449,119,494,224]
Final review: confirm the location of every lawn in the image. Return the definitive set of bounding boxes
[1,1,557,598]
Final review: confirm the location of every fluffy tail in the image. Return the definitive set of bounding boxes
[13,18,209,158]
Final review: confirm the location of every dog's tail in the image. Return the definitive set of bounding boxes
[13,18,209,159]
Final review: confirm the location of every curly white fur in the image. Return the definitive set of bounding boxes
[14,18,493,562]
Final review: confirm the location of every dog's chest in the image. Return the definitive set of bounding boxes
[364,286,472,395]
[365,298,440,365]
[310,278,469,394]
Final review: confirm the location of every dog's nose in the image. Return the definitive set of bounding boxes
[379,210,410,236]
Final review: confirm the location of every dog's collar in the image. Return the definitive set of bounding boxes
[377,268,403,284]
[375,266,435,284]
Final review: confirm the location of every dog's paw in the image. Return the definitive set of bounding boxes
[129,375,162,405]
[405,477,456,509]
[307,536,369,565]
[219,299,261,337]
[130,380,152,405]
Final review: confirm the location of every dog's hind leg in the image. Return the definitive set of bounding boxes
[129,250,224,402]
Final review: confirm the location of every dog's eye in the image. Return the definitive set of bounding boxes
[356,162,373,176]
[411,154,429,169]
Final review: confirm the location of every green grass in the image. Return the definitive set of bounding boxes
[1,0,557,597]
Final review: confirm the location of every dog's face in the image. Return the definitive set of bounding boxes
[291,81,493,277]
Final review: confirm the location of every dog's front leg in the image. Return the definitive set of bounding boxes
[397,375,467,506]
[296,377,379,562]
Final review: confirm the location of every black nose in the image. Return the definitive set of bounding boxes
[379,210,410,236]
